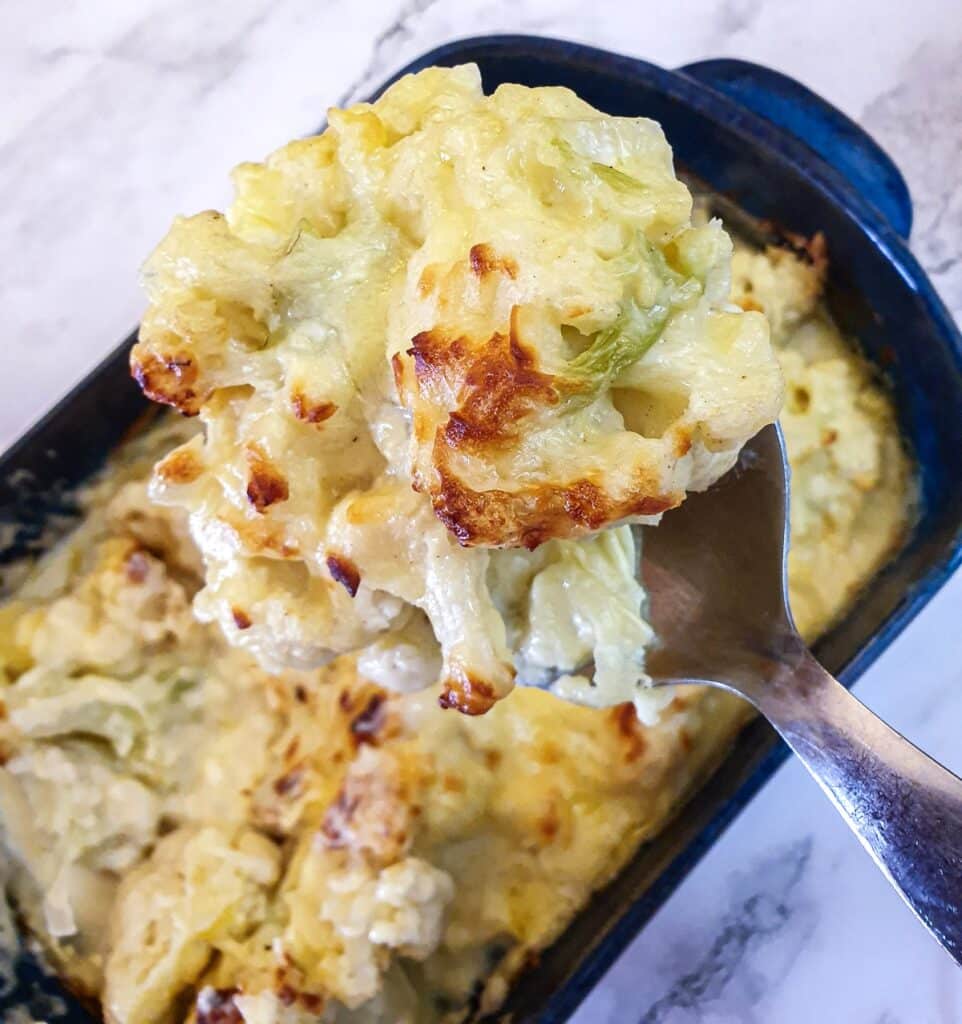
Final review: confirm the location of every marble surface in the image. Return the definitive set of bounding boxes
[2,0,961,1020]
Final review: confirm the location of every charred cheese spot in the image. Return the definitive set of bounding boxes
[195,988,243,1024]
[410,308,681,547]
[129,347,203,416]
[245,446,290,513]
[536,804,561,844]
[320,791,357,848]
[291,392,338,425]
[468,243,518,280]
[411,312,558,456]
[319,757,412,861]
[438,675,498,715]
[300,994,325,1015]
[350,693,387,745]
[273,766,305,798]
[609,702,647,763]
[326,553,361,597]
[274,986,325,1014]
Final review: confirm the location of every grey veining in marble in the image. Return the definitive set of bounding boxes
[637,839,817,1024]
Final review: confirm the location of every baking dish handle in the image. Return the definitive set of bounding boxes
[680,59,913,240]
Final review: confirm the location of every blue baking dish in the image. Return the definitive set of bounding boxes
[1,33,961,1024]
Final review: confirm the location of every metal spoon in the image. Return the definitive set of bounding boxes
[581,424,962,962]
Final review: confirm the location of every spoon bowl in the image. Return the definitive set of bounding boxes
[637,424,962,965]
[641,423,795,696]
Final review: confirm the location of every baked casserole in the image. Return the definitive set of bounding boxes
[0,65,911,1024]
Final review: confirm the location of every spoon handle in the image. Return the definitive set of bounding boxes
[757,645,962,964]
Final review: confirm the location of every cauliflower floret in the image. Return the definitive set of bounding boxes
[103,826,280,1024]
[276,839,453,1008]
[0,745,161,938]
[317,858,453,973]
[730,238,826,343]
[131,64,782,713]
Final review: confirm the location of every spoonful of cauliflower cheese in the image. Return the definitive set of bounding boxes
[131,64,783,718]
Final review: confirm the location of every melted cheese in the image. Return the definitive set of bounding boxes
[730,241,913,637]
[131,64,782,715]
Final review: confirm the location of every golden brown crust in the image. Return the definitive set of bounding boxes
[325,553,361,597]
[406,308,679,548]
[129,346,203,416]
[433,467,677,550]
[272,766,306,799]
[319,755,412,861]
[468,243,518,280]
[438,675,498,715]
[608,702,647,763]
[291,392,338,425]
[674,429,693,458]
[409,313,559,457]
[155,445,204,485]
[536,804,561,844]
[226,513,299,557]
[390,352,406,397]
[245,445,290,513]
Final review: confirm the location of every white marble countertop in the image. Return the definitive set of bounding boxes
[2,0,962,1020]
